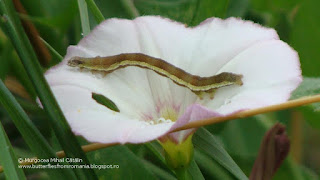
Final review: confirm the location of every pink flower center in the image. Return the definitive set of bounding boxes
[142,100,181,125]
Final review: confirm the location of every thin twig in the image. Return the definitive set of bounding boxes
[173,94,320,131]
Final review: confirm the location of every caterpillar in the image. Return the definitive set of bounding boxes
[68,53,243,99]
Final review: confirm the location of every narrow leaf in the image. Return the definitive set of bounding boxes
[0,0,97,179]
[142,159,176,180]
[291,77,320,102]
[194,150,235,180]
[0,80,76,179]
[145,141,166,164]
[87,145,157,179]
[40,37,63,61]
[0,122,26,180]
[84,0,105,23]
[193,127,248,180]
[290,77,320,129]
[187,159,205,180]
[92,93,120,112]
[77,0,90,36]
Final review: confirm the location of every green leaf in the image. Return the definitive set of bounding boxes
[194,150,235,180]
[143,142,176,177]
[291,77,320,101]
[141,159,176,180]
[0,122,26,180]
[290,77,320,129]
[87,145,157,180]
[217,115,319,180]
[0,39,12,80]
[193,127,248,180]
[218,117,272,159]
[0,0,97,179]
[187,159,205,180]
[9,53,37,99]
[77,0,91,36]
[217,116,277,176]
[0,80,76,179]
[40,37,63,61]
[85,0,105,23]
[92,93,120,112]
[290,0,320,76]
[145,142,166,164]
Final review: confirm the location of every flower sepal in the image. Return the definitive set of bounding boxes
[160,134,194,171]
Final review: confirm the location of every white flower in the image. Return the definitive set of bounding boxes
[45,16,302,144]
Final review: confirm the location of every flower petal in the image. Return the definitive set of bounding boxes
[181,17,279,76]
[44,16,302,144]
[204,40,302,114]
[168,104,222,143]
[50,84,175,144]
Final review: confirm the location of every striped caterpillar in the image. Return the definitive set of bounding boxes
[68,53,243,99]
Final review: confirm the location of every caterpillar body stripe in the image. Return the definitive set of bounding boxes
[67,53,243,94]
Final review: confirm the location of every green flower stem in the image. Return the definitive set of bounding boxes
[0,0,97,179]
[85,0,105,23]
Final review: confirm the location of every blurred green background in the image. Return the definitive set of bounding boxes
[0,0,320,179]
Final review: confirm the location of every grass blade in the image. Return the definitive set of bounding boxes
[187,159,205,180]
[77,0,90,36]
[85,0,104,23]
[0,0,97,179]
[194,150,235,180]
[40,37,63,62]
[120,0,140,18]
[0,80,76,179]
[193,128,248,180]
[142,159,176,180]
[0,122,26,180]
[145,142,166,164]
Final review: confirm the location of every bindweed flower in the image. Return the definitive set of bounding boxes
[45,16,301,148]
